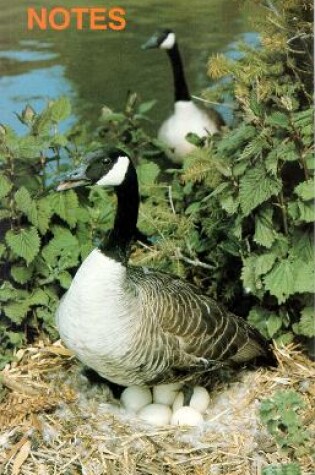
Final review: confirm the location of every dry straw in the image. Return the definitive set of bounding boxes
[0,341,314,475]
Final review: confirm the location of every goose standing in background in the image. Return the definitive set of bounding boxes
[142,29,224,163]
[56,148,274,389]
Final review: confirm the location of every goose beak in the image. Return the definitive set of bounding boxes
[141,34,160,50]
[56,165,91,191]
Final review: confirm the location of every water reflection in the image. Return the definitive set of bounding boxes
[0,0,257,133]
[0,50,57,62]
[0,65,74,132]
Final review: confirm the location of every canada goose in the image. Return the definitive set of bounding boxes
[56,148,274,388]
[142,29,224,163]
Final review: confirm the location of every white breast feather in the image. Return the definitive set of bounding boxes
[56,249,137,364]
[158,101,219,163]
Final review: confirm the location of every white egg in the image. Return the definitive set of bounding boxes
[172,391,184,413]
[138,404,172,426]
[171,406,204,427]
[172,386,210,414]
[152,382,183,406]
[120,386,152,413]
[189,386,211,414]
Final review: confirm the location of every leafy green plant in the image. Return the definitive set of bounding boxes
[0,99,83,367]
[97,92,167,164]
[164,0,314,342]
[262,463,301,475]
[0,96,162,368]
[260,390,310,457]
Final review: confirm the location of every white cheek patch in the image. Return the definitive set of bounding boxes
[160,32,176,49]
[97,156,130,186]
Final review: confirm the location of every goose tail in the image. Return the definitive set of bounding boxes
[231,324,277,367]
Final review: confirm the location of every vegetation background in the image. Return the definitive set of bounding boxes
[0,0,313,472]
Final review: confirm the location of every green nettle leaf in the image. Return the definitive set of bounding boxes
[292,261,315,294]
[217,123,256,154]
[7,331,25,346]
[287,201,299,220]
[265,111,289,129]
[42,226,79,265]
[11,265,33,284]
[265,149,278,176]
[266,313,283,338]
[290,230,314,263]
[49,191,78,228]
[138,162,160,187]
[13,136,43,159]
[249,95,264,117]
[295,307,315,337]
[30,288,49,306]
[276,332,294,346]
[293,108,313,133]
[294,179,315,201]
[262,464,301,475]
[29,198,52,235]
[220,195,239,215]
[33,109,52,134]
[36,308,55,324]
[260,388,309,455]
[271,235,289,259]
[254,207,277,248]
[296,200,315,223]
[264,258,295,304]
[238,134,268,161]
[49,97,71,122]
[75,207,90,223]
[232,161,247,177]
[241,256,259,294]
[137,100,156,115]
[305,153,314,170]
[185,201,201,215]
[101,112,125,123]
[3,300,30,323]
[288,199,315,223]
[58,271,73,289]
[15,188,52,234]
[5,227,40,265]
[239,165,281,216]
[275,141,299,162]
[0,282,19,302]
[15,187,32,211]
[255,253,277,278]
[185,132,205,147]
[0,174,12,199]
[247,307,269,338]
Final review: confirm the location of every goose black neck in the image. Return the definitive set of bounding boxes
[102,164,139,262]
[167,43,190,102]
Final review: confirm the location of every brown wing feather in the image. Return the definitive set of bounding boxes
[129,267,273,383]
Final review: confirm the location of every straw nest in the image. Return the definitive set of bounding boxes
[0,341,314,475]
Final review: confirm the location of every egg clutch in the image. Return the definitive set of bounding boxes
[120,383,211,427]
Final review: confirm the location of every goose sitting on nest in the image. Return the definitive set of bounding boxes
[142,29,225,163]
[56,148,274,391]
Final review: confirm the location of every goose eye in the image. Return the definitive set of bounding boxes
[102,157,111,165]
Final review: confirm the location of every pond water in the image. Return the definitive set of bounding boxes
[0,0,257,133]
